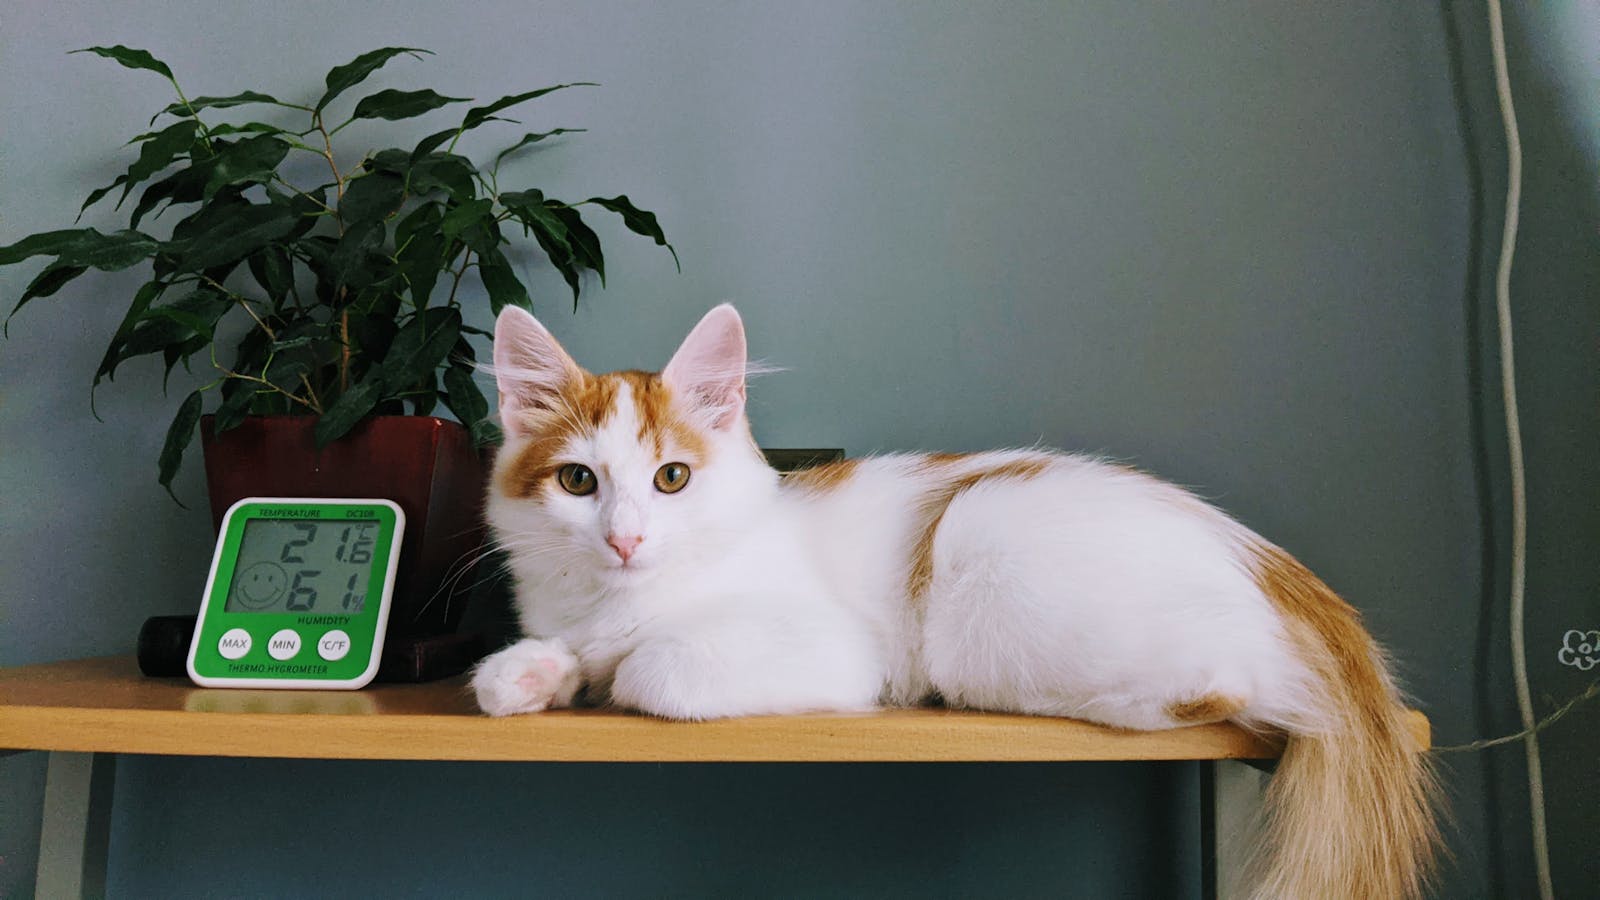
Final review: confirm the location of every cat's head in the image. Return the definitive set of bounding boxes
[486,304,776,587]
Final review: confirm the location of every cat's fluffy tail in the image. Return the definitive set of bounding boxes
[1242,543,1441,900]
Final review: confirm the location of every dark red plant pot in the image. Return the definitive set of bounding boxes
[199,414,488,638]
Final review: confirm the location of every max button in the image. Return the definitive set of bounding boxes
[317,629,351,662]
[217,628,252,660]
[267,628,301,661]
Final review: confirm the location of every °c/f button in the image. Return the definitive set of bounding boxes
[267,629,301,661]
[317,629,351,662]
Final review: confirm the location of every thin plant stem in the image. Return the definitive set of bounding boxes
[1434,682,1599,753]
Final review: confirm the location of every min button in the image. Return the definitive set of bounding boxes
[266,629,301,660]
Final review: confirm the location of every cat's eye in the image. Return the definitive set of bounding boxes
[557,464,597,496]
[654,462,691,494]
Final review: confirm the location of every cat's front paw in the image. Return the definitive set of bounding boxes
[471,638,582,717]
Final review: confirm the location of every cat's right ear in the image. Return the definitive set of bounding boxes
[493,306,582,439]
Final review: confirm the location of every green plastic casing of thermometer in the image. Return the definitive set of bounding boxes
[187,498,405,689]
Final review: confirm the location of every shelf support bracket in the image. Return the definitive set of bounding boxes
[35,751,115,900]
[1200,758,1269,900]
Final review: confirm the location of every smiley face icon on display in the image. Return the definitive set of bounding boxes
[232,562,287,610]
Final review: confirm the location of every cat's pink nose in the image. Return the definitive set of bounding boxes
[606,533,644,562]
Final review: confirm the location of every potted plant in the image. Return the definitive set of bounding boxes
[0,45,676,643]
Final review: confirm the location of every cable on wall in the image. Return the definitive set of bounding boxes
[1483,0,1554,896]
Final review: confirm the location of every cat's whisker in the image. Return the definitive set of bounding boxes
[414,540,507,620]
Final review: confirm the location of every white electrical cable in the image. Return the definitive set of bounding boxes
[1483,1,1554,897]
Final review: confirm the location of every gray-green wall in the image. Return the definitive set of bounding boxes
[1,2,1592,897]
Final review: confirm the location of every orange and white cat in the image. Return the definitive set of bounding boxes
[472,304,1438,899]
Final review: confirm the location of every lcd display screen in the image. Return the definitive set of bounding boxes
[224,518,376,614]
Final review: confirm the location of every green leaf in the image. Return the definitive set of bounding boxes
[281,184,331,240]
[395,199,443,247]
[116,120,200,206]
[0,230,84,265]
[395,203,445,309]
[5,264,87,332]
[140,304,215,337]
[339,171,406,224]
[157,389,203,504]
[203,121,290,138]
[0,228,154,268]
[442,365,495,446]
[379,306,460,393]
[329,218,386,290]
[139,288,233,341]
[400,239,444,310]
[366,148,413,174]
[476,246,530,315]
[440,198,493,242]
[78,179,127,220]
[157,91,284,121]
[212,377,255,435]
[173,203,298,271]
[130,165,208,228]
[95,280,164,387]
[269,335,320,352]
[501,192,582,303]
[585,195,679,270]
[0,232,155,321]
[350,88,467,122]
[349,314,398,362]
[119,316,190,359]
[261,347,314,392]
[161,333,210,388]
[500,190,570,256]
[73,45,174,80]
[494,128,583,169]
[411,127,458,162]
[551,204,604,284]
[409,372,439,416]
[314,371,386,446]
[70,230,162,270]
[461,83,596,130]
[315,47,430,113]
[115,288,233,370]
[247,246,295,304]
[408,154,476,200]
[202,135,291,198]
[80,119,199,217]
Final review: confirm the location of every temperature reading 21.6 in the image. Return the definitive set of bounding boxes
[277,523,374,611]
[224,519,376,615]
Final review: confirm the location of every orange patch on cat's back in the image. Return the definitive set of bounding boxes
[782,458,861,494]
[906,456,1055,602]
[1166,694,1247,724]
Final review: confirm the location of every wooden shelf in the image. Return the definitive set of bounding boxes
[0,656,1429,763]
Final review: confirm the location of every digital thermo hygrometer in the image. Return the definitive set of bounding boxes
[187,498,405,689]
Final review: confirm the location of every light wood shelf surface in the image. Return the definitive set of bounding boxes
[0,656,1429,763]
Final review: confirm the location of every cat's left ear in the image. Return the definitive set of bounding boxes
[493,306,583,439]
[662,304,747,430]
